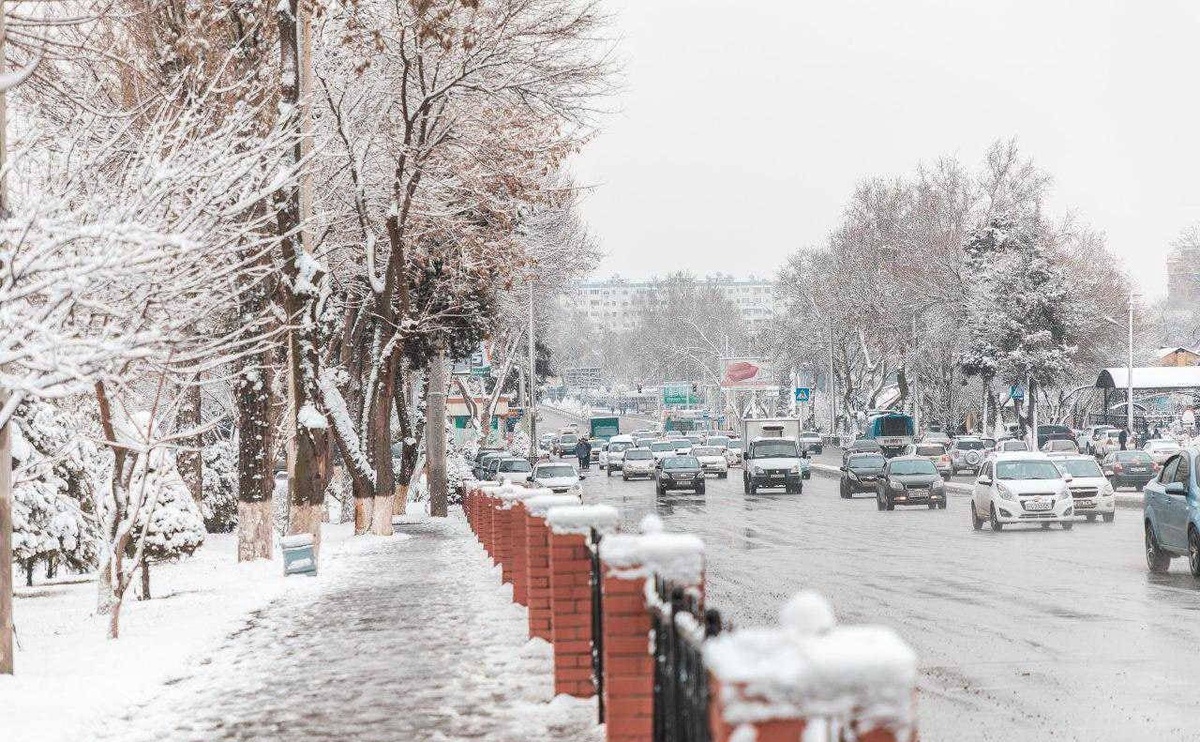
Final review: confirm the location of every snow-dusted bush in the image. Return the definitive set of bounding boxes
[11,399,102,585]
[446,451,474,506]
[201,437,238,533]
[132,458,206,563]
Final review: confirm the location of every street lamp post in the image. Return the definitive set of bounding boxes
[1127,290,1134,436]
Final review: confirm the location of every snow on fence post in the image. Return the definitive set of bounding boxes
[494,485,541,585]
[598,524,705,742]
[703,591,918,742]
[545,504,619,698]
[523,494,582,640]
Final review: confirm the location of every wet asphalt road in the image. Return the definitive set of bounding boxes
[548,411,1200,741]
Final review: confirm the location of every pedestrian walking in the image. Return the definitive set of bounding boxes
[575,437,592,471]
[1118,428,1127,451]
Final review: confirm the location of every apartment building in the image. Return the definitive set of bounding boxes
[573,276,777,331]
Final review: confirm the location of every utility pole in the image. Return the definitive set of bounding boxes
[1127,290,1134,436]
[528,282,538,464]
[828,322,836,437]
[0,0,13,676]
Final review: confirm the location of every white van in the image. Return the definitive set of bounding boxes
[600,434,636,476]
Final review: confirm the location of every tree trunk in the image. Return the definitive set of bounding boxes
[177,378,203,506]
[139,559,151,601]
[370,350,398,535]
[353,475,373,535]
[108,594,123,640]
[236,361,274,562]
[427,348,450,518]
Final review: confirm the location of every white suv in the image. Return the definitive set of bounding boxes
[1052,455,1116,523]
[970,452,1075,531]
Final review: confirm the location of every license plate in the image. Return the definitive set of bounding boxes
[1026,499,1053,511]
[1075,499,1095,509]
[1129,467,1147,473]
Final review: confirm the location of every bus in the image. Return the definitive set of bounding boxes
[863,412,915,457]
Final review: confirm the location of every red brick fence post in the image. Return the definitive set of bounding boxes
[521,494,583,641]
[544,504,620,698]
[598,532,706,742]
[704,591,918,742]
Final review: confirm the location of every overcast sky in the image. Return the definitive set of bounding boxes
[570,0,1200,298]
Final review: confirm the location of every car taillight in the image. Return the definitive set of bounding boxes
[940,454,949,463]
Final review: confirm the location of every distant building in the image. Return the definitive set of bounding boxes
[1167,242,1200,308]
[1155,346,1200,367]
[572,276,777,332]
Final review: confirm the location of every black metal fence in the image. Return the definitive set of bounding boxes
[589,528,605,723]
[650,576,726,742]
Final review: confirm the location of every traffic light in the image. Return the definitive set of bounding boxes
[637,384,643,393]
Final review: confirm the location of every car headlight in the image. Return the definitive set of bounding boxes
[889,478,906,489]
[790,464,801,474]
[932,479,945,491]
[996,484,1015,501]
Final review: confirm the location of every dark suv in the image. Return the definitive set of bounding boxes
[839,452,886,498]
[1101,450,1157,490]
[655,455,705,495]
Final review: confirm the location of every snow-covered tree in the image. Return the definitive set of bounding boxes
[201,437,238,534]
[127,454,205,601]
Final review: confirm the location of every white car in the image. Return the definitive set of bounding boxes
[671,438,693,456]
[492,456,533,484]
[649,440,680,463]
[970,452,1076,531]
[531,462,582,494]
[1052,455,1116,522]
[620,447,656,480]
[600,434,636,477]
[1143,439,1182,465]
[691,445,729,478]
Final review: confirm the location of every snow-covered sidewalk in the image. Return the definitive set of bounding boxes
[51,509,600,741]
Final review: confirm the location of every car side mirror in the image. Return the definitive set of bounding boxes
[1166,482,1186,496]
[802,451,810,459]
[1063,474,1073,483]
[977,476,992,485]
[839,466,847,472]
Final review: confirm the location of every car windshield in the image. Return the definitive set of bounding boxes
[707,436,731,447]
[916,444,945,456]
[499,459,532,473]
[955,440,985,450]
[890,459,937,475]
[559,435,578,445]
[1115,451,1152,463]
[608,442,631,453]
[536,465,575,478]
[651,441,678,452]
[1000,441,1029,451]
[664,456,699,469]
[1056,459,1103,478]
[692,446,723,456]
[849,454,886,468]
[727,440,743,450]
[624,449,653,460]
[1046,440,1076,450]
[801,431,820,438]
[996,460,1062,480]
[752,440,798,458]
[1146,441,1179,451]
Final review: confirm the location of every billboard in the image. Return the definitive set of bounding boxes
[720,357,776,390]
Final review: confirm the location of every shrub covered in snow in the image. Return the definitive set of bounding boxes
[131,456,206,563]
[11,399,103,585]
[201,436,238,533]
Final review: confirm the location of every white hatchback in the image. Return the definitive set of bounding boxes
[531,462,581,494]
[1052,455,1116,522]
[690,445,729,478]
[971,452,1075,531]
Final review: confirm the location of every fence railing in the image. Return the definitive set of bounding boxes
[649,577,725,742]
[589,527,606,723]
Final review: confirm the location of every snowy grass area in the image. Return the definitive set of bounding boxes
[0,522,355,742]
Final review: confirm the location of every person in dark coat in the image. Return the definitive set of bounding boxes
[1118,428,1128,451]
[575,437,592,470]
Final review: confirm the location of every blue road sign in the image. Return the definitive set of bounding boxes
[1010,385,1025,401]
[794,387,811,403]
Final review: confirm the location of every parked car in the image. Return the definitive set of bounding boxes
[474,450,507,480]
[655,455,705,495]
[839,452,886,499]
[876,456,947,510]
[797,431,824,455]
[531,462,582,494]
[842,438,883,464]
[1036,424,1075,450]
[1144,439,1182,465]
[970,453,1075,531]
[1041,439,1080,456]
[1143,449,1200,575]
[492,456,533,484]
[691,445,729,478]
[904,441,952,480]
[1052,455,1116,523]
[948,437,988,476]
[621,447,656,480]
[600,434,636,476]
[1100,450,1157,490]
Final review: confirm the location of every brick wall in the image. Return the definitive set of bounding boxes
[526,511,553,640]
[511,502,529,606]
[601,573,653,742]
[549,531,594,698]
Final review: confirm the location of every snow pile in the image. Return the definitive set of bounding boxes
[703,591,916,732]
[545,504,619,535]
[524,494,582,516]
[496,484,553,510]
[599,532,705,584]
